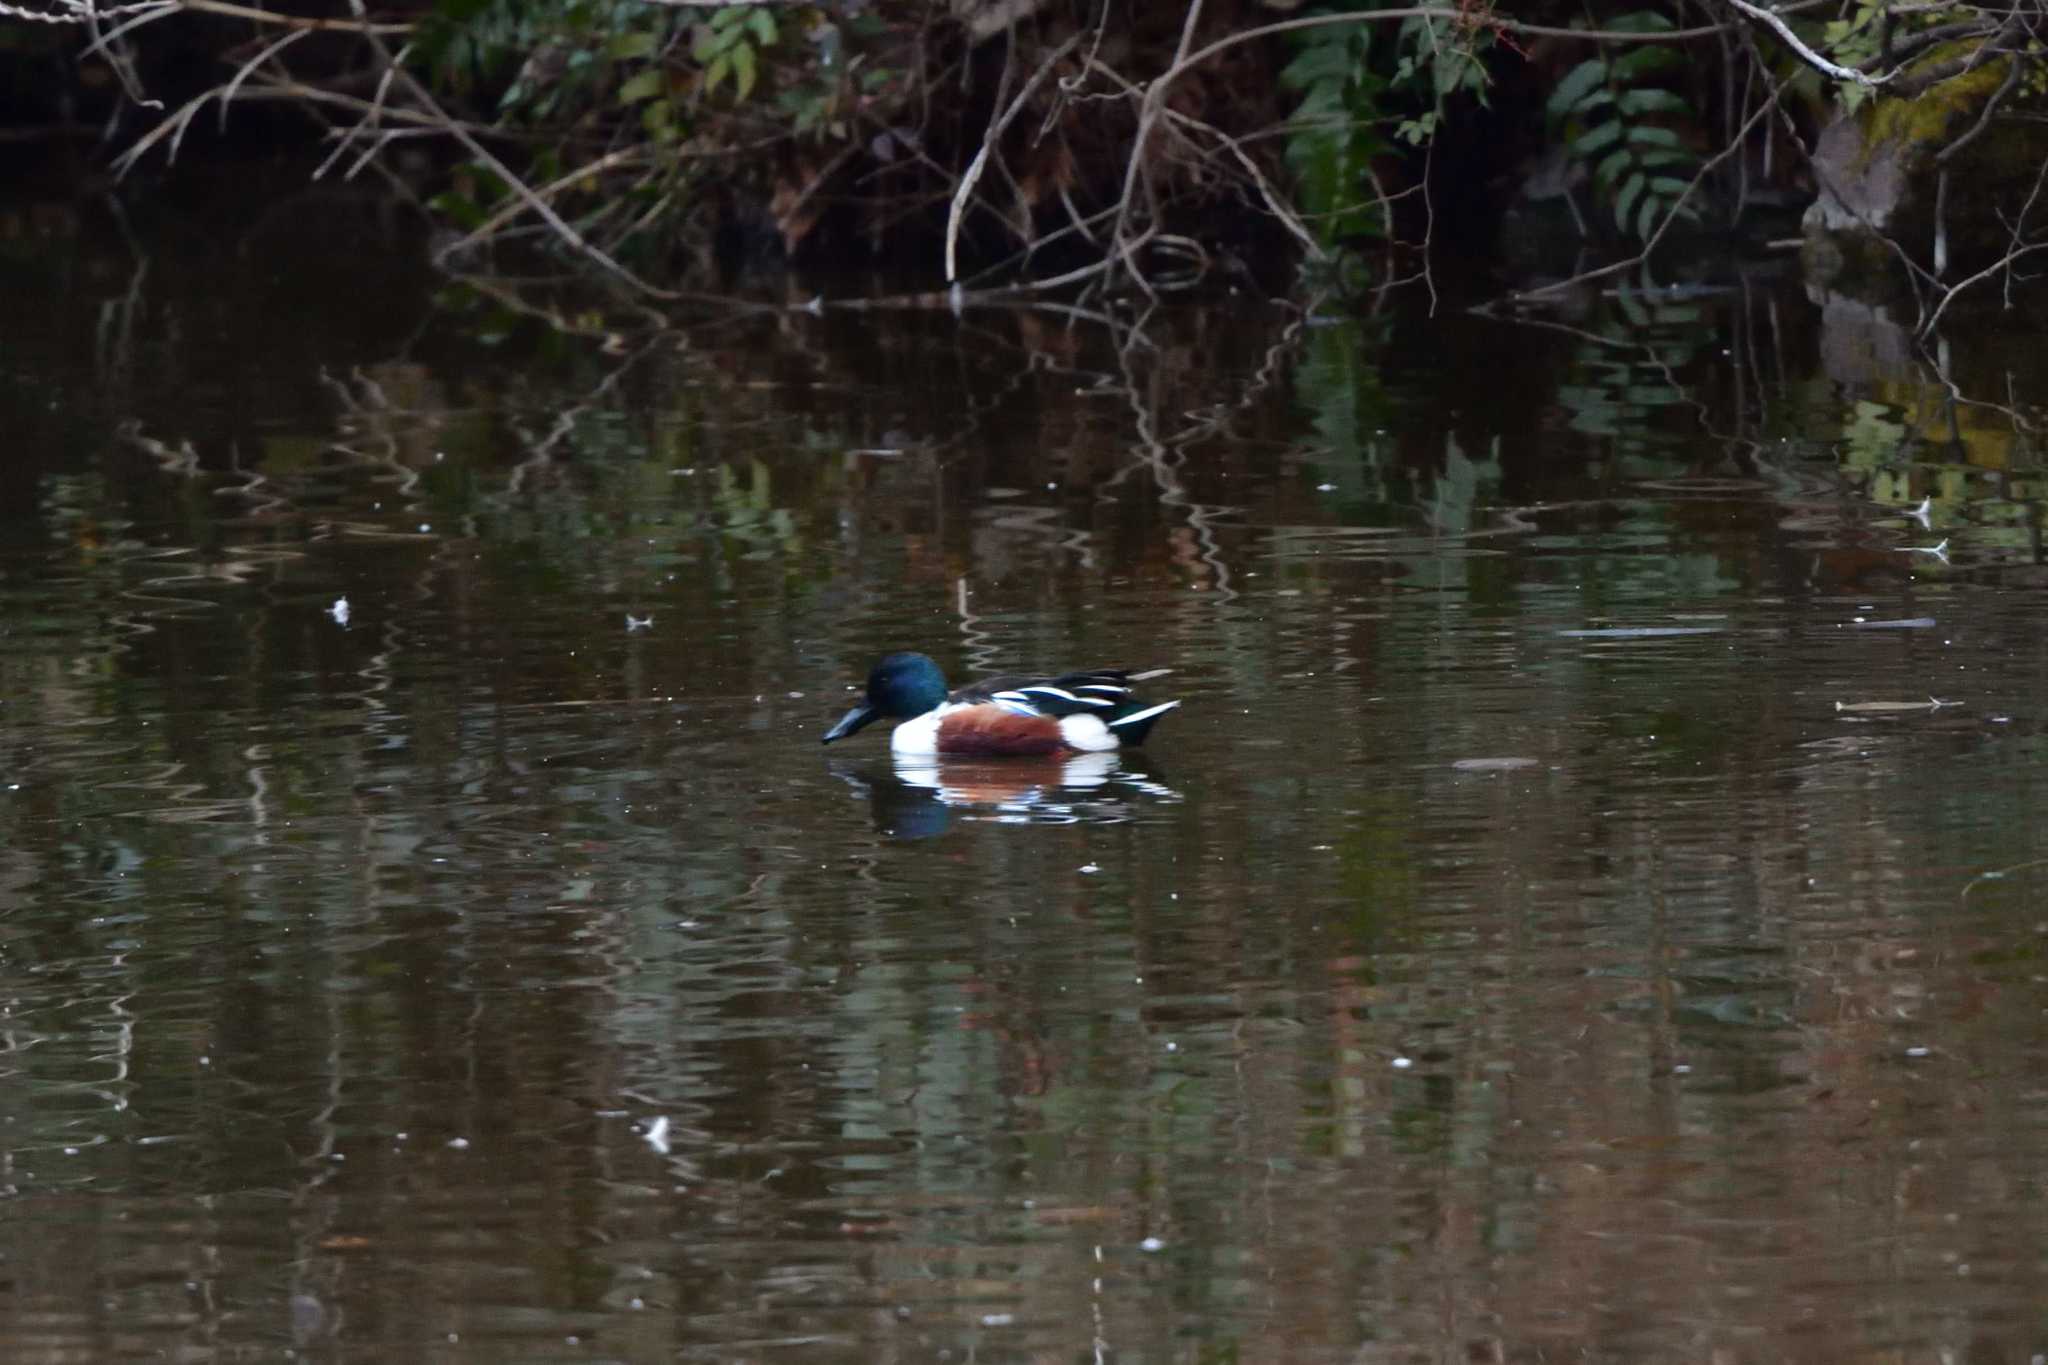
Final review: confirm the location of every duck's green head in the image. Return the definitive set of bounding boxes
[822,652,949,743]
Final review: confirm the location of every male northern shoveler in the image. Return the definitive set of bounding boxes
[821,652,1181,757]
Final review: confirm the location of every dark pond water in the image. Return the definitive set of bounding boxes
[7,191,2048,1362]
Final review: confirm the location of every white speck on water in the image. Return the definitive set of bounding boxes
[981,1313,1015,1327]
[1079,863,1100,874]
[626,614,653,631]
[1391,1056,1413,1069]
[1905,1046,1931,1058]
[1140,1237,1165,1252]
[629,1298,645,1310]
[62,1147,76,1156]
[328,597,350,625]
[643,1116,671,1155]
[1165,1041,1178,1052]
[1673,1064,1692,1074]
[448,1137,470,1149]
[418,523,431,534]
[1316,482,1337,492]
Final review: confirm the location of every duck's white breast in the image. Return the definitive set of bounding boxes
[889,707,948,755]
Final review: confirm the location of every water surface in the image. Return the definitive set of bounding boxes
[5,200,2048,1361]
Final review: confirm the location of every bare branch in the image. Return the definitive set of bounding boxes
[1721,0,1888,86]
[945,31,1079,283]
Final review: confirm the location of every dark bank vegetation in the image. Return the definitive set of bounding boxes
[6,0,2048,316]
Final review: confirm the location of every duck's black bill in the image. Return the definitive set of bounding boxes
[822,704,878,744]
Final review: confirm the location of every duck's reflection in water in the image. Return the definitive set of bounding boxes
[831,751,1182,839]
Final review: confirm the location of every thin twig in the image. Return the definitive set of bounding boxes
[945,33,1078,282]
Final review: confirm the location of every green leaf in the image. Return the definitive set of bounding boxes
[691,24,719,62]
[1633,147,1695,169]
[429,188,484,230]
[1609,10,1674,32]
[731,40,756,99]
[1283,41,1352,89]
[1618,87,1688,116]
[1613,46,1682,81]
[1624,124,1684,149]
[609,30,656,60]
[746,7,776,46]
[1595,147,1633,189]
[1573,120,1623,157]
[705,50,728,94]
[1635,196,1660,240]
[1546,58,1609,121]
[1614,170,1646,230]
[618,68,664,103]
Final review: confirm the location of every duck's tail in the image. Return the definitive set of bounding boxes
[1106,699,1181,746]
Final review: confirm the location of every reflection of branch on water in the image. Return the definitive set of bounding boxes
[1107,304,1237,603]
[956,577,999,678]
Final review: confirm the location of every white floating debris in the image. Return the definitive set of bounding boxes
[1905,1046,1931,1058]
[1316,482,1337,492]
[642,1116,671,1155]
[1452,757,1540,771]
[1909,496,1933,526]
[328,597,350,625]
[1850,617,1936,630]
[1907,539,1950,562]
[625,614,653,631]
[1078,863,1101,874]
[1139,1236,1165,1253]
[447,1137,470,1149]
[1391,1056,1414,1069]
[980,1313,1015,1327]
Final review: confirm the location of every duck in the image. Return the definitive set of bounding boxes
[821,651,1181,757]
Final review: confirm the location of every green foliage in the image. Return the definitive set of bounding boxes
[769,13,895,142]
[1821,1,1886,112]
[1544,13,1701,242]
[694,4,778,103]
[412,0,794,257]
[1389,11,1491,146]
[1282,22,1387,245]
[1281,7,1498,250]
